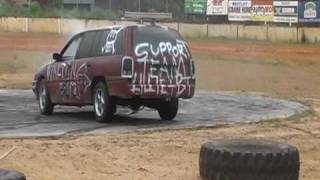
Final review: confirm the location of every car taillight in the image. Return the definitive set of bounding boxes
[122,57,134,78]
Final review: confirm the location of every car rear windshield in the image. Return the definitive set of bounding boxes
[134,26,182,45]
[133,26,190,59]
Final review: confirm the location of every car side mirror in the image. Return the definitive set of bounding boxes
[53,53,62,62]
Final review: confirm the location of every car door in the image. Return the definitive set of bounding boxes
[87,28,125,97]
[67,31,99,104]
[47,34,83,104]
[70,28,125,104]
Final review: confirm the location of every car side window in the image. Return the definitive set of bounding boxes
[99,28,124,56]
[61,36,82,61]
[91,30,110,57]
[76,31,97,59]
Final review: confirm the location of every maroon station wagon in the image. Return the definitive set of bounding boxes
[32,25,196,122]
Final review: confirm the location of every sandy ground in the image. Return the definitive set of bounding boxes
[0,32,320,179]
[0,113,320,180]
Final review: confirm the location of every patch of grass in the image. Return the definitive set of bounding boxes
[193,52,288,67]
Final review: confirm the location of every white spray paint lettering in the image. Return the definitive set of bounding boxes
[131,39,194,97]
[101,27,123,55]
[46,62,91,98]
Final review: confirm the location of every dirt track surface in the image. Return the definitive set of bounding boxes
[0,89,306,138]
[0,33,319,180]
[1,32,320,62]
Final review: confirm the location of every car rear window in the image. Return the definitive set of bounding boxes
[133,26,190,59]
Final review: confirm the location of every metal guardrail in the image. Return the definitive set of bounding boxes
[123,11,172,21]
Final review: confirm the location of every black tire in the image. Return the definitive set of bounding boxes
[0,169,26,180]
[158,98,179,120]
[93,81,115,122]
[38,79,54,115]
[199,139,300,180]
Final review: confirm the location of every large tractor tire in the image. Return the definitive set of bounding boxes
[199,139,300,180]
[0,169,26,180]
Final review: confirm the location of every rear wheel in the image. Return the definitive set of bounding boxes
[38,79,54,115]
[158,98,179,120]
[93,81,116,122]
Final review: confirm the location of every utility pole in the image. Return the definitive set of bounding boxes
[109,0,112,9]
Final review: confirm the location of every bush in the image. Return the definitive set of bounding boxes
[0,2,118,20]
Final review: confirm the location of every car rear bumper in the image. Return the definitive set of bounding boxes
[107,79,195,99]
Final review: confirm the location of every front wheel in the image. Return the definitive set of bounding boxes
[38,79,54,115]
[158,98,179,121]
[93,82,116,122]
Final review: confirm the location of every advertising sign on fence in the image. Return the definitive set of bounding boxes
[228,0,252,21]
[251,0,273,21]
[207,0,228,15]
[298,0,320,22]
[185,0,208,14]
[273,0,298,23]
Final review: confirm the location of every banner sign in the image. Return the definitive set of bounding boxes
[185,0,208,14]
[207,0,228,15]
[273,0,298,23]
[251,0,273,21]
[298,0,320,22]
[228,0,252,21]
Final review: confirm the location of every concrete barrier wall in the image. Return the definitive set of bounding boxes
[0,17,320,43]
[60,19,87,34]
[238,25,268,41]
[0,17,26,32]
[267,26,299,42]
[159,22,179,31]
[179,23,207,38]
[86,19,115,28]
[208,24,238,39]
[28,18,60,33]
[300,27,320,43]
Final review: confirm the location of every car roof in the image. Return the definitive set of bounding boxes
[74,24,173,36]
